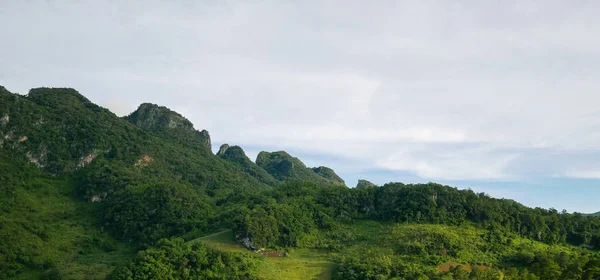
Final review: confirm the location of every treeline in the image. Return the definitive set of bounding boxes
[334,224,600,279]
[234,181,600,250]
[229,182,600,279]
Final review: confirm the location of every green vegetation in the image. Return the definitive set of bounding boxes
[1,85,600,279]
[194,230,336,280]
[0,151,135,279]
[217,144,280,186]
[587,211,600,217]
[256,151,344,185]
[110,238,259,280]
[356,179,376,188]
[311,166,345,185]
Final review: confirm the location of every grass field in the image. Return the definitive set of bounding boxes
[188,220,592,280]
[193,230,337,280]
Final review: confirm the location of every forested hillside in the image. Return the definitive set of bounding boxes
[1,86,599,279]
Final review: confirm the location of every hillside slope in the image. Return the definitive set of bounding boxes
[256,151,345,186]
[0,87,273,196]
[3,85,600,280]
[0,151,135,279]
[0,85,350,278]
[216,144,280,186]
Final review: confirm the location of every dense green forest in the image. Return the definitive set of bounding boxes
[1,86,600,279]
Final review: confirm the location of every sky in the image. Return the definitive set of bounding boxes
[1,1,600,213]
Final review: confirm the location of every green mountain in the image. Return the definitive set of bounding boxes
[2,85,600,280]
[216,144,279,186]
[312,166,345,185]
[126,103,212,151]
[0,87,277,191]
[356,179,376,188]
[256,151,345,185]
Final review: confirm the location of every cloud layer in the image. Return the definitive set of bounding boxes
[2,0,600,185]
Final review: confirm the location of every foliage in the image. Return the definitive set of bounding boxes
[110,238,260,280]
[3,85,600,279]
[217,145,280,186]
[256,151,344,185]
[0,151,135,279]
[234,181,600,251]
[104,183,213,244]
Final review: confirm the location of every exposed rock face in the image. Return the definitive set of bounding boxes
[199,129,211,151]
[312,166,345,184]
[217,144,230,156]
[77,151,98,168]
[127,103,195,131]
[26,151,47,168]
[0,114,8,125]
[357,179,376,188]
[127,103,212,151]
[135,155,153,167]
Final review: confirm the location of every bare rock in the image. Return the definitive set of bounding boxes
[0,114,8,125]
[217,143,229,156]
[77,151,98,168]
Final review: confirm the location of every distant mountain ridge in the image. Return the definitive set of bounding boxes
[0,86,345,188]
[256,150,344,185]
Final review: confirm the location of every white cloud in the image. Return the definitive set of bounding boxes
[563,170,600,179]
[2,0,600,182]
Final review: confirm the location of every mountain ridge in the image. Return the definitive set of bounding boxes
[3,85,600,280]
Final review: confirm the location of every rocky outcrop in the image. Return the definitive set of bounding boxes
[312,166,345,185]
[199,129,211,150]
[256,151,345,186]
[26,151,47,168]
[0,114,8,125]
[127,103,195,131]
[135,155,153,167]
[127,103,212,151]
[217,144,230,156]
[357,179,376,188]
[218,145,279,186]
[77,151,98,168]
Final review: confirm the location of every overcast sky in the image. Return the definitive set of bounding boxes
[2,1,600,212]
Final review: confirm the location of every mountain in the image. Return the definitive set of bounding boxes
[586,211,600,217]
[126,103,211,151]
[356,179,376,188]
[312,166,345,185]
[256,151,345,185]
[3,85,600,280]
[216,144,279,186]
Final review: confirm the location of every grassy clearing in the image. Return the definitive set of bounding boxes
[194,230,336,280]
